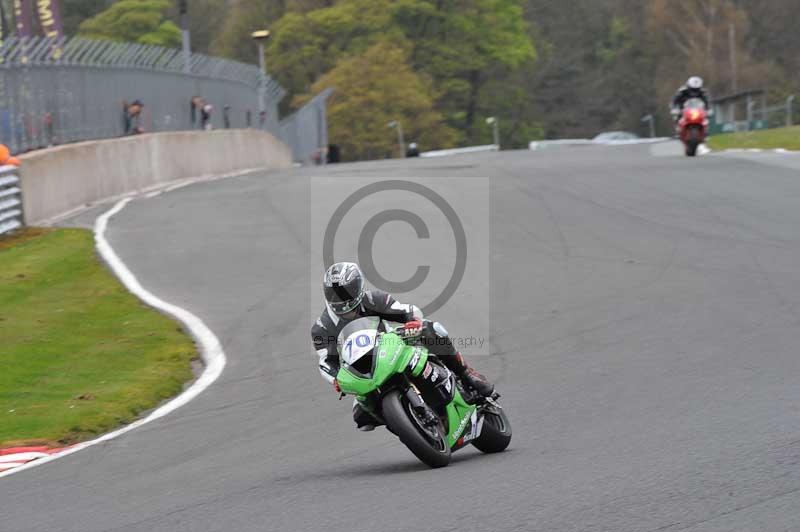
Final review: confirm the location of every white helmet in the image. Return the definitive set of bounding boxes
[687,76,704,90]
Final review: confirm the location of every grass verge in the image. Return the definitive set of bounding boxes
[0,228,197,447]
[708,126,800,151]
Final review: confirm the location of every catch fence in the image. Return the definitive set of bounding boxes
[0,36,330,163]
[711,92,796,134]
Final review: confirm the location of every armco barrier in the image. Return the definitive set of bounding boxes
[0,166,24,236]
[419,145,499,158]
[19,129,292,225]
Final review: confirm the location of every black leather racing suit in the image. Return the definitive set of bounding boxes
[671,85,710,116]
[311,289,460,383]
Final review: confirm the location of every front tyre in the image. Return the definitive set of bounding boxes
[472,405,512,453]
[685,126,700,157]
[382,390,451,468]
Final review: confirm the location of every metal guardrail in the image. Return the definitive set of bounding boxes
[0,166,23,236]
[419,144,499,157]
[529,138,670,150]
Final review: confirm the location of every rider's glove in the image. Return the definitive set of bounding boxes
[399,319,424,338]
[333,378,341,393]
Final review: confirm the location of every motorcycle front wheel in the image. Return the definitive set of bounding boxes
[685,126,701,156]
[382,389,451,468]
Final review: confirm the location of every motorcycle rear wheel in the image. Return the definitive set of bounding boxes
[382,390,451,468]
[472,405,512,453]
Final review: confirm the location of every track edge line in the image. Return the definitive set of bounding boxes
[0,197,227,479]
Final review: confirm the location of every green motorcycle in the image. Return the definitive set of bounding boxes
[335,317,511,468]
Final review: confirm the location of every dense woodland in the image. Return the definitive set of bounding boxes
[52,0,800,159]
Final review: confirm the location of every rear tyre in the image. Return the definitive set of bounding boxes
[382,390,451,468]
[472,406,512,453]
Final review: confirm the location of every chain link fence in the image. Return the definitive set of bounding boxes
[710,92,796,134]
[750,96,796,129]
[279,88,333,164]
[0,36,329,162]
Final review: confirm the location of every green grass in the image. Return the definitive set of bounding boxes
[708,126,800,151]
[0,228,197,447]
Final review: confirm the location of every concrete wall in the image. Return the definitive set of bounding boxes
[18,130,292,224]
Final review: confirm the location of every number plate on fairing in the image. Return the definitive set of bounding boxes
[341,329,377,366]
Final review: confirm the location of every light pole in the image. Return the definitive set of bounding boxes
[486,116,500,149]
[388,120,405,158]
[641,114,655,138]
[179,0,191,74]
[251,30,271,128]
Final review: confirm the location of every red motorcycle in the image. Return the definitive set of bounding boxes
[677,98,709,157]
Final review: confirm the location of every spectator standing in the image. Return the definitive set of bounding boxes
[123,100,144,135]
[327,144,340,163]
[190,96,198,127]
[201,104,213,130]
[121,100,128,132]
[44,112,54,146]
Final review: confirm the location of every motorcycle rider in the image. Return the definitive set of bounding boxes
[312,261,494,431]
[671,76,710,122]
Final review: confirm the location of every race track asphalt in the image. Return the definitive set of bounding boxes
[3,143,800,532]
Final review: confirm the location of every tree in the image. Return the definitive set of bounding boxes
[645,0,783,130]
[210,0,288,63]
[166,0,227,55]
[523,0,619,137]
[737,0,800,91]
[392,0,536,139]
[78,0,181,47]
[258,0,535,143]
[305,40,458,161]
[62,0,111,35]
[264,0,398,105]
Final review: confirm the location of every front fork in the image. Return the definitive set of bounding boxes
[354,375,437,427]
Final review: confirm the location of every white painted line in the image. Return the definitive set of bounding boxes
[697,144,711,156]
[36,166,269,227]
[0,196,227,479]
[0,452,49,464]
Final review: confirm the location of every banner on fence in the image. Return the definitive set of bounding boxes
[36,0,63,39]
[14,0,34,38]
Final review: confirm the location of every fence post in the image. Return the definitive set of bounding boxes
[788,95,795,127]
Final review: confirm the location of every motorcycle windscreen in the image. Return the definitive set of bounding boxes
[338,316,381,376]
[684,97,706,109]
